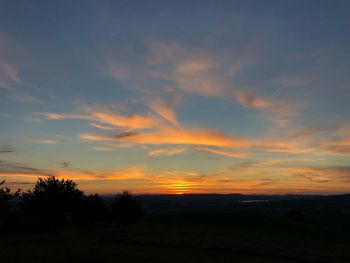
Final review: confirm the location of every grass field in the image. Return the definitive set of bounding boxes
[1,210,349,263]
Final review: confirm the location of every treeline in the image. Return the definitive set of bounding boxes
[0,177,142,235]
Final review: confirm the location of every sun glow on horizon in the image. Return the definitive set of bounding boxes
[168,180,195,195]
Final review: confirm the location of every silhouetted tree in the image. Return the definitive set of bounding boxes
[0,180,21,234]
[21,176,83,232]
[0,180,12,219]
[110,191,142,230]
[74,193,107,226]
[0,180,20,218]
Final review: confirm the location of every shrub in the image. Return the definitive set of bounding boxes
[110,191,142,229]
[21,176,84,232]
[74,193,107,226]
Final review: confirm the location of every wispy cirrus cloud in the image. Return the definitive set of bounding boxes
[233,90,273,109]
[78,121,323,156]
[0,61,23,87]
[284,166,350,184]
[2,159,350,194]
[0,60,40,104]
[147,147,186,157]
[21,137,58,144]
[105,41,301,127]
[37,100,317,158]
[0,144,14,153]
[0,160,147,181]
[148,88,181,128]
[92,146,116,152]
[318,139,350,154]
[195,147,246,158]
[6,91,41,104]
[88,122,117,130]
[0,160,53,177]
[0,32,40,104]
[38,109,158,131]
[80,125,249,148]
[91,111,157,130]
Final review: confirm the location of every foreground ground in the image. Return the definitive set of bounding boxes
[1,210,349,263]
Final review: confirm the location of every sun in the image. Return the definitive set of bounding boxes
[170,180,194,194]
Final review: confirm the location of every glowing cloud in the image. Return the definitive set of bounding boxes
[149,98,179,127]
[80,126,249,148]
[318,139,350,154]
[195,147,246,158]
[39,110,158,130]
[147,147,186,157]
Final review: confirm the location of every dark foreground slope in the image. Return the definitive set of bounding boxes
[1,194,350,263]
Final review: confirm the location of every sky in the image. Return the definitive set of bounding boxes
[1,0,350,194]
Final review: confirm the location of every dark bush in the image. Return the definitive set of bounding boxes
[0,180,21,234]
[110,191,142,229]
[2,177,143,234]
[0,180,12,219]
[73,193,107,226]
[21,176,84,232]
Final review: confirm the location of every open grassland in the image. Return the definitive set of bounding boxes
[1,210,349,263]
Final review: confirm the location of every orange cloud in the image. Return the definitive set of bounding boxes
[147,147,186,157]
[0,167,148,182]
[277,166,350,190]
[231,90,301,128]
[318,139,350,154]
[105,41,301,129]
[195,147,246,158]
[3,163,350,194]
[233,90,273,109]
[80,119,320,155]
[177,57,213,75]
[39,109,158,131]
[130,127,248,147]
[149,98,179,127]
[0,62,22,84]
[21,137,58,144]
[80,126,249,148]
[91,111,157,130]
[79,133,111,142]
[88,122,117,130]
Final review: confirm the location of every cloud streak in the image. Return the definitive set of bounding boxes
[147,147,186,157]
[3,164,350,194]
[0,144,14,153]
[105,41,301,127]
[80,125,249,148]
[38,109,158,131]
[195,147,246,158]
[21,137,58,145]
[148,91,180,128]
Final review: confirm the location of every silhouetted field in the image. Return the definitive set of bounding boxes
[1,194,350,263]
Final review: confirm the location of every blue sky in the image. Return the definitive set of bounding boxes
[1,0,350,194]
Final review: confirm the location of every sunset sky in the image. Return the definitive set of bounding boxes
[1,1,350,194]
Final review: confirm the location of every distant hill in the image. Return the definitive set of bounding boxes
[100,193,350,212]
